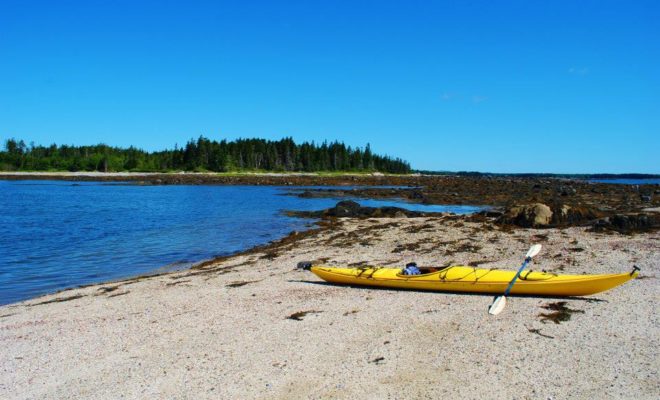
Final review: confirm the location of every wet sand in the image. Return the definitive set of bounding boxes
[1,215,658,399]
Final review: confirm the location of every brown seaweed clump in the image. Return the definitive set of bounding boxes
[287,310,323,321]
[538,302,585,324]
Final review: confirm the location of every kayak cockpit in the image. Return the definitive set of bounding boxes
[397,266,443,277]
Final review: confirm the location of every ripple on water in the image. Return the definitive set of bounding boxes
[0,181,484,304]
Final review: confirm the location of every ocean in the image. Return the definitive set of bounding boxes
[0,180,482,304]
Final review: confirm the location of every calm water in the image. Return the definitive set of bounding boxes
[0,181,482,305]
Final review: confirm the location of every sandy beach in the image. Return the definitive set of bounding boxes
[1,215,658,399]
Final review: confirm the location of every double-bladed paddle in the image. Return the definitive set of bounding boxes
[488,244,542,315]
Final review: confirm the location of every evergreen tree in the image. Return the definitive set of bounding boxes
[0,137,411,173]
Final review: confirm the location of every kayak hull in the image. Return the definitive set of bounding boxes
[309,266,638,296]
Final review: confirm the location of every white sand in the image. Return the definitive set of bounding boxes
[1,217,658,399]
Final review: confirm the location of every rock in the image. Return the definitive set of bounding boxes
[550,204,603,226]
[640,195,652,202]
[480,210,504,218]
[499,203,553,228]
[286,201,431,219]
[558,185,576,196]
[328,200,362,217]
[409,190,425,200]
[592,213,659,233]
[298,190,315,198]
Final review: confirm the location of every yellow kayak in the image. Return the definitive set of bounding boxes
[304,264,639,296]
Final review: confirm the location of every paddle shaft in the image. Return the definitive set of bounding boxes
[502,257,532,296]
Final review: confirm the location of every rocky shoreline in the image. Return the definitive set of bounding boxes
[3,172,659,233]
[285,177,660,233]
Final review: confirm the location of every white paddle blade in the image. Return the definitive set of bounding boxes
[526,244,542,259]
[488,296,507,315]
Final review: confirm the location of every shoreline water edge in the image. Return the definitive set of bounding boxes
[1,173,658,398]
[0,180,484,305]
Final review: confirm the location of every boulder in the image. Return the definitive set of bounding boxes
[592,213,659,234]
[500,203,553,228]
[550,204,603,226]
[286,201,431,219]
[558,185,576,196]
[326,200,362,217]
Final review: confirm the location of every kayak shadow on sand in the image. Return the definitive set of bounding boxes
[285,279,609,303]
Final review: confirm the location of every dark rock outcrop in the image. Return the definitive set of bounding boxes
[498,203,605,229]
[549,204,604,226]
[286,200,430,219]
[498,201,657,233]
[592,213,659,234]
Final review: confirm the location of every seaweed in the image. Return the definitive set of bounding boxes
[468,259,495,267]
[226,280,260,288]
[445,242,482,255]
[403,223,435,233]
[166,279,192,286]
[538,302,584,324]
[260,251,279,260]
[527,328,555,339]
[532,233,549,241]
[97,286,120,294]
[28,294,85,306]
[391,242,421,253]
[287,310,323,321]
[107,290,130,298]
[348,261,370,267]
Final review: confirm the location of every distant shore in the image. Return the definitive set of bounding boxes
[2,170,657,213]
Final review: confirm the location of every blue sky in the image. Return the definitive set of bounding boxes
[0,0,657,173]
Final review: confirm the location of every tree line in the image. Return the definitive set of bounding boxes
[0,137,411,173]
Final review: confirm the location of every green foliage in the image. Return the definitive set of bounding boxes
[0,137,411,174]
